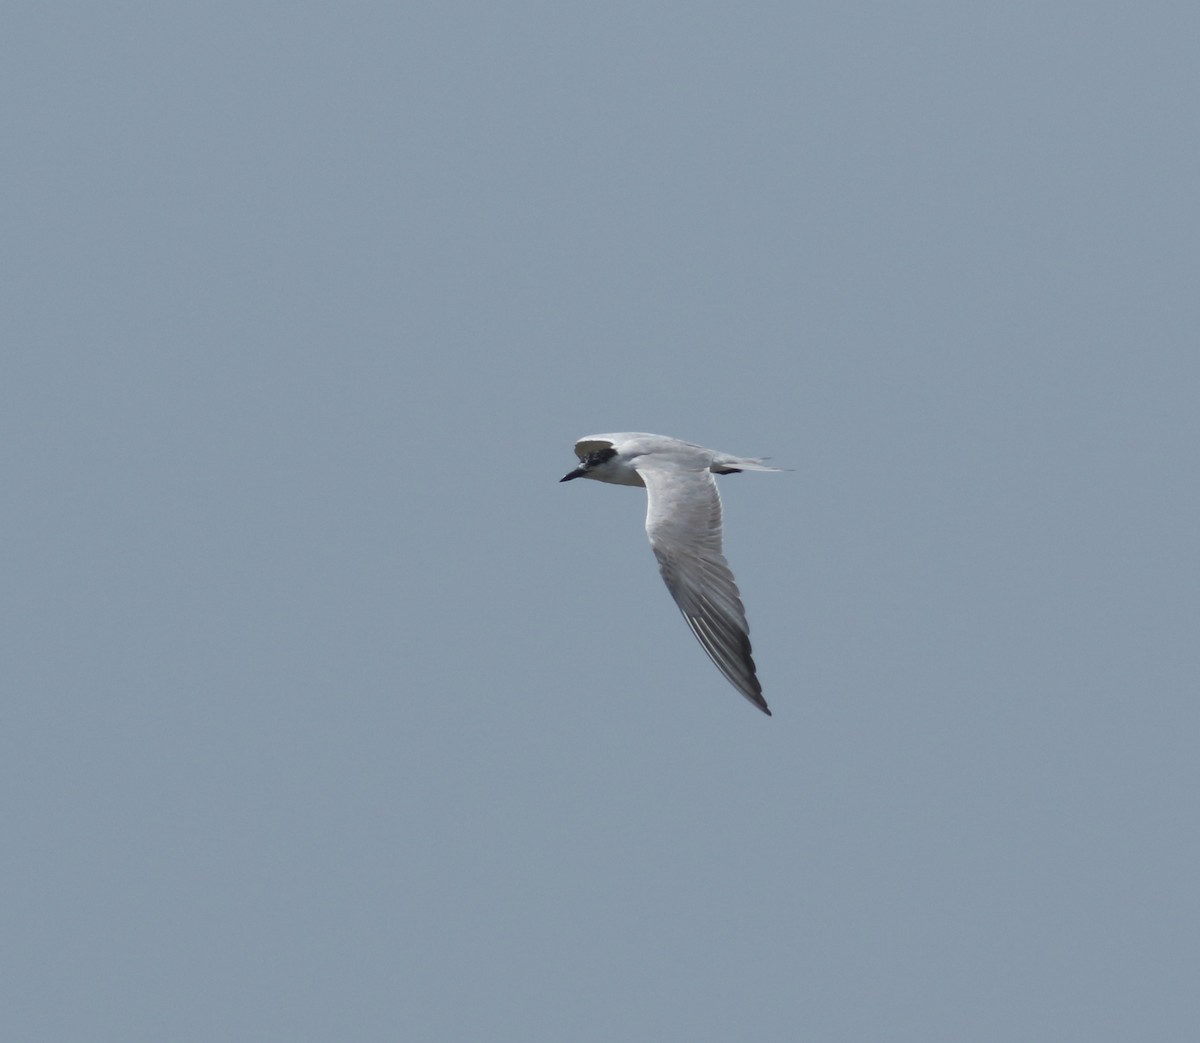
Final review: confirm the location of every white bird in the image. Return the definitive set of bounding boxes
[560,432,780,715]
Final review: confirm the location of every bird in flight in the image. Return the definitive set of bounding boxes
[560,432,780,715]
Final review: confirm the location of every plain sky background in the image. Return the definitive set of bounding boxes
[3,3,1198,1040]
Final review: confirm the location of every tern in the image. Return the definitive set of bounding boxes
[560,432,780,715]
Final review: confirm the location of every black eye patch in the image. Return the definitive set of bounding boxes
[586,447,617,466]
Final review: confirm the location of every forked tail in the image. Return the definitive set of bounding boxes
[710,452,783,475]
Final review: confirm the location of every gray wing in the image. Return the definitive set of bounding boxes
[635,459,771,715]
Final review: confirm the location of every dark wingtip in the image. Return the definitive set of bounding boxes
[749,689,773,715]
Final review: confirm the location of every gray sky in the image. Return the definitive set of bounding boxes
[4,3,1198,1040]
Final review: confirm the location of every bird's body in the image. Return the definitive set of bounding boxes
[560,432,779,715]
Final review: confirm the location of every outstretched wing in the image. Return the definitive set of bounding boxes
[634,458,770,715]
